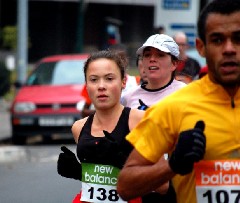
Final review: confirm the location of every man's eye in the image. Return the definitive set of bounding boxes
[211,37,223,44]
[232,35,240,44]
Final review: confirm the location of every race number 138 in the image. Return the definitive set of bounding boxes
[81,183,127,203]
[88,186,119,202]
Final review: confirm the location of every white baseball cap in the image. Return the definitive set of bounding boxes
[136,34,180,59]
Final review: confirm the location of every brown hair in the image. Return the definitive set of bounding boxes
[83,50,127,82]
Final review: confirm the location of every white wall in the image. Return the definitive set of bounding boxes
[154,0,200,46]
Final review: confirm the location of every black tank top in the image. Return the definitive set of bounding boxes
[77,107,132,169]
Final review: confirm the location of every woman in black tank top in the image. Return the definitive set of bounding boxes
[77,107,133,168]
[57,50,146,203]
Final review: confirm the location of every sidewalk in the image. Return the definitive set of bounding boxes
[0,98,11,112]
[0,99,11,141]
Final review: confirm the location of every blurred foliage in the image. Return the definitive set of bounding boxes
[0,61,11,97]
[0,25,31,51]
[127,67,139,76]
[1,26,17,50]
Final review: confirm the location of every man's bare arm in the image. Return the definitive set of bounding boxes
[117,149,175,200]
[117,121,206,200]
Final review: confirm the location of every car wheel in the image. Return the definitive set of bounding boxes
[42,134,53,143]
[12,133,27,145]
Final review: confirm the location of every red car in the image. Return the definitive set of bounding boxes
[10,54,89,144]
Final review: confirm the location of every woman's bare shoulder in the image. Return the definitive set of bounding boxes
[130,108,145,118]
[129,108,145,130]
[71,117,88,143]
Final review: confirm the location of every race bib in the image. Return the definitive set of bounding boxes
[81,163,127,203]
[195,160,240,203]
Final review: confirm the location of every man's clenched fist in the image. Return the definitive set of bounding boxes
[169,121,206,175]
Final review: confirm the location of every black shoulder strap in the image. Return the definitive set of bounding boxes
[78,114,94,142]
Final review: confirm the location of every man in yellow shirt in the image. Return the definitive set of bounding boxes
[117,0,240,203]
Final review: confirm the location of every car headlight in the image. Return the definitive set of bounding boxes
[76,100,95,111]
[14,102,36,113]
[76,100,85,111]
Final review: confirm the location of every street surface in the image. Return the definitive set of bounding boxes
[0,101,81,203]
[0,99,11,142]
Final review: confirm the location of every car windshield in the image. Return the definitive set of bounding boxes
[26,60,86,85]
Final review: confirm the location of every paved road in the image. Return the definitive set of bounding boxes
[0,99,81,202]
[0,145,81,203]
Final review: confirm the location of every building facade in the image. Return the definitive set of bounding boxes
[0,0,208,67]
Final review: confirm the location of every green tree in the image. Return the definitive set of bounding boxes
[2,26,17,50]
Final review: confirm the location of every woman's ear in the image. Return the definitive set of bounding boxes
[171,59,179,71]
[122,76,127,89]
[196,37,206,57]
[172,59,179,67]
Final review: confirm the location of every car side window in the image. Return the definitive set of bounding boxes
[26,63,55,85]
[26,60,86,86]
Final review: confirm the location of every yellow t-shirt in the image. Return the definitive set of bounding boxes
[126,75,240,203]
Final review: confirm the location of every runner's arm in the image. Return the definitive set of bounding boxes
[117,149,175,201]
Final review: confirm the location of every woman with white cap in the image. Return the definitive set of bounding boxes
[121,34,186,110]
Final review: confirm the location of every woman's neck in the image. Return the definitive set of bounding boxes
[94,104,124,132]
[146,75,173,89]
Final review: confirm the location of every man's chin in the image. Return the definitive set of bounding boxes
[220,77,240,87]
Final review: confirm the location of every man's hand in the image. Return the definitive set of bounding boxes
[57,146,82,180]
[169,121,206,175]
[138,99,149,110]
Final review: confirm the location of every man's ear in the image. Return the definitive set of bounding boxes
[196,38,206,57]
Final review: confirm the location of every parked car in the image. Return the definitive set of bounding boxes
[10,54,89,144]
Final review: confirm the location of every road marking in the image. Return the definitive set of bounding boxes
[0,146,27,163]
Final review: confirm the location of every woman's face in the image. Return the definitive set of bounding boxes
[86,58,125,110]
[142,47,176,84]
